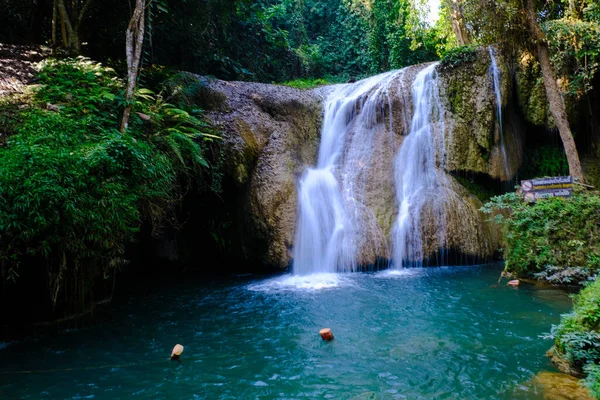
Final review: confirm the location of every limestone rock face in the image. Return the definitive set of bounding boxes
[186,50,519,269]
[437,48,523,181]
[515,50,552,128]
[200,78,323,269]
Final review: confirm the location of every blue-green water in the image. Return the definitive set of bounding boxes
[0,265,573,399]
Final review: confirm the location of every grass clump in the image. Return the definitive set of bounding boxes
[279,75,349,89]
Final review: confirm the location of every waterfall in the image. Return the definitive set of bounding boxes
[391,63,448,268]
[293,62,489,274]
[293,71,402,275]
[488,46,510,179]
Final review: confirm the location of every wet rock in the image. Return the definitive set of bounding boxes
[198,78,323,269]
[438,47,524,181]
[531,371,593,400]
[179,53,511,269]
[547,346,585,378]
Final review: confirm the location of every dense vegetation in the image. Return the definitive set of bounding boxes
[2,0,600,395]
[482,191,600,284]
[483,190,600,397]
[551,279,600,397]
[0,58,220,321]
[0,0,456,83]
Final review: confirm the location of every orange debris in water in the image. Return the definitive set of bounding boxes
[171,344,184,360]
[319,328,334,341]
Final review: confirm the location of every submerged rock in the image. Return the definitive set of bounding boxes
[531,371,593,400]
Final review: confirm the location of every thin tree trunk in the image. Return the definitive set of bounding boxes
[52,0,58,50]
[524,0,584,182]
[60,16,68,48]
[57,0,75,53]
[120,0,146,133]
[56,0,94,55]
[70,31,81,55]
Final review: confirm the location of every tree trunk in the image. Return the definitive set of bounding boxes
[57,0,76,54]
[524,0,584,182]
[120,0,146,133]
[52,0,58,50]
[69,31,81,55]
[56,0,94,55]
[60,15,68,48]
[447,0,471,46]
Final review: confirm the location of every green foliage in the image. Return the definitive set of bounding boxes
[550,277,600,397]
[148,0,448,82]
[439,44,478,70]
[544,1,600,98]
[481,190,600,281]
[279,76,346,89]
[1,0,455,82]
[584,363,600,399]
[0,58,219,309]
[519,145,570,179]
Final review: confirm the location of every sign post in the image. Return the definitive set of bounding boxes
[521,176,573,202]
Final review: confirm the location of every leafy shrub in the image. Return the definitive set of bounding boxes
[519,145,570,179]
[545,15,600,98]
[439,44,479,70]
[481,190,600,280]
[550,278,600,397]
[584,363,600,398]
[0,58,218,314]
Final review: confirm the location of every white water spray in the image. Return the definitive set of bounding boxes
[488,46,510,179]
[293,71,403,275]
[391,63,448,268]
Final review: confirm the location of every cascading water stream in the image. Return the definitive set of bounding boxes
[488,46,510,179]
[391,63,448,268]
[294,62,487,275]
[293,71,403,275]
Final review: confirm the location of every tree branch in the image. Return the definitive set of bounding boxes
[57,0,74,37]
[76,0,95,30]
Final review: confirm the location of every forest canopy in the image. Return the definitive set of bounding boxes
[0,0,455,82]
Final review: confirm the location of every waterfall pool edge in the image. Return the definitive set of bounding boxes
[0,264,573,399]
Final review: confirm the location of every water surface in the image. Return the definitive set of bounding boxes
[0,265,572,399]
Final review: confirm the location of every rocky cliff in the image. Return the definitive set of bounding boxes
[182,48,520,269]
[191,77,322,268]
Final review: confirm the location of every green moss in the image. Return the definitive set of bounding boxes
[440,44,479,71]
[439,47,499,175]
[516,53,550,127]
[278,78,332,89]
[454,176,495,202]
[278,75,349,90]
[232,119,261,184]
